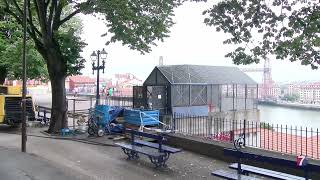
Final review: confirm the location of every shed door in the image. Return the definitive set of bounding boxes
[147,86,168,114]
[133,86,146,109]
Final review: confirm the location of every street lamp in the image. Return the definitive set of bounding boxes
[91,48,107,105]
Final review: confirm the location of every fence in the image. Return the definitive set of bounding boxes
[67,94,133,109]
[173,113,320,160]
[35,95,133,128]
[100,96,133,108]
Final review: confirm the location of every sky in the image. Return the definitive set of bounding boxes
[79,1,320,84]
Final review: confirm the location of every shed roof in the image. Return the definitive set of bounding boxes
[156,65,256,85]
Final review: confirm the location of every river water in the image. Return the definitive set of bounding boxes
[258,105,320,129]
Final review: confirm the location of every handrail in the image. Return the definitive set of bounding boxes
[140,111,167,127]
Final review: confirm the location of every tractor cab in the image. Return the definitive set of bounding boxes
[0,85,35,125]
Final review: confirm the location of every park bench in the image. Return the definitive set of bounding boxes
[211,169,262,180]
[133,139,181,154]
[115,129,181,168]
[228,163,306,180]
[211,135,262,180]
[224,148,312,180]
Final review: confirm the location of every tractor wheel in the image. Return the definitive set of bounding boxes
[97,128,105,137]
[88,127,95,136]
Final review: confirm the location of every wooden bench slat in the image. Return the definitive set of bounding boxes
[211,170,262,180]
[115,142,165,157]
[134,139,181,153]
[229,163,306,180]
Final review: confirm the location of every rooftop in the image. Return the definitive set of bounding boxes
[156,65,256,85]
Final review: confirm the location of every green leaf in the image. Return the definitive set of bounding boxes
[203,0,320,69]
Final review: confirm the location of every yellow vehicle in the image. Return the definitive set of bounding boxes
[0,85,35,125]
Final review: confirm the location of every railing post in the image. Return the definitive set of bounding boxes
[173,113,176,132]
[243,119,246,147]
[44,110,46,122]
[209,116,213,136]
[73,99,76,131]
[188,115,192,135]
[90,96,93,108]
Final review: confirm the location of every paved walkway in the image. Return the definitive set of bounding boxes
[0,127,231,180]
[0,147,82,180]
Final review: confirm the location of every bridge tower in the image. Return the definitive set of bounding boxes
[262,58,273,100]
[241,58,273,100]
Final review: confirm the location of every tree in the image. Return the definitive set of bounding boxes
[0,0,180,133]
[0,11,85,84]
[203,0,320,69]
[281,94,299,102]
[0,13,49,84]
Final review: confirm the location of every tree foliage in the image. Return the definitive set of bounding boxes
[0,15,48,83]
[95,0,178,53]
[0,0,181,132]
[0,6,86,84]
[0,0,179,57]
[281,93,299,102]
[204,0,320,69]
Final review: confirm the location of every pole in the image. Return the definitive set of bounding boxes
[73,99,75,131]
[21,0,28,152]
[96,50,100,106]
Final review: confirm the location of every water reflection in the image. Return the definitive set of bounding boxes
[259,105,320,129]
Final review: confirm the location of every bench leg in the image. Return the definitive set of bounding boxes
[122,148,139,160]
[163,153,170,162]
[131,151,139,160]
[149,155,168,168]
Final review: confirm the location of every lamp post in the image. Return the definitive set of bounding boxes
[91,48,107,106]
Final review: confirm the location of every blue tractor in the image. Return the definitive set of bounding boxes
[87,105,124,136]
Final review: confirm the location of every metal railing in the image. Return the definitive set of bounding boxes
[172,113,320,160]
[35,95,133,128]
[100,96,133,108]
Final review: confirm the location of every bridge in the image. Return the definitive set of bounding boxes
[241,58,275,100]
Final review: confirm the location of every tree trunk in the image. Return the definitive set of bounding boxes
[0,66,7,85]
[42,47,68,134]
[47,75,68,133]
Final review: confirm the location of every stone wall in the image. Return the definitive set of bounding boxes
[166,134,320,179]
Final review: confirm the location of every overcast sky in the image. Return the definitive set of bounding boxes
[79,1,320,84]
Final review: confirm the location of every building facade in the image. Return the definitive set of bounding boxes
[67,76,112,94]
[257,83,281,100]
[299,83,320,104]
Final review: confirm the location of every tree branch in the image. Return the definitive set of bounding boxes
[57,8,81,28]
[32,0,40,21]
[45,0,51,9]
[26,0,37,37]
[3,0,23,26]
[11,0,24,17]
[27,0,42,37]
[53,0,92,30]
[52,0,63,31]
[4,4,42,47]
[48,0,57,35]
[35,0,48,36]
